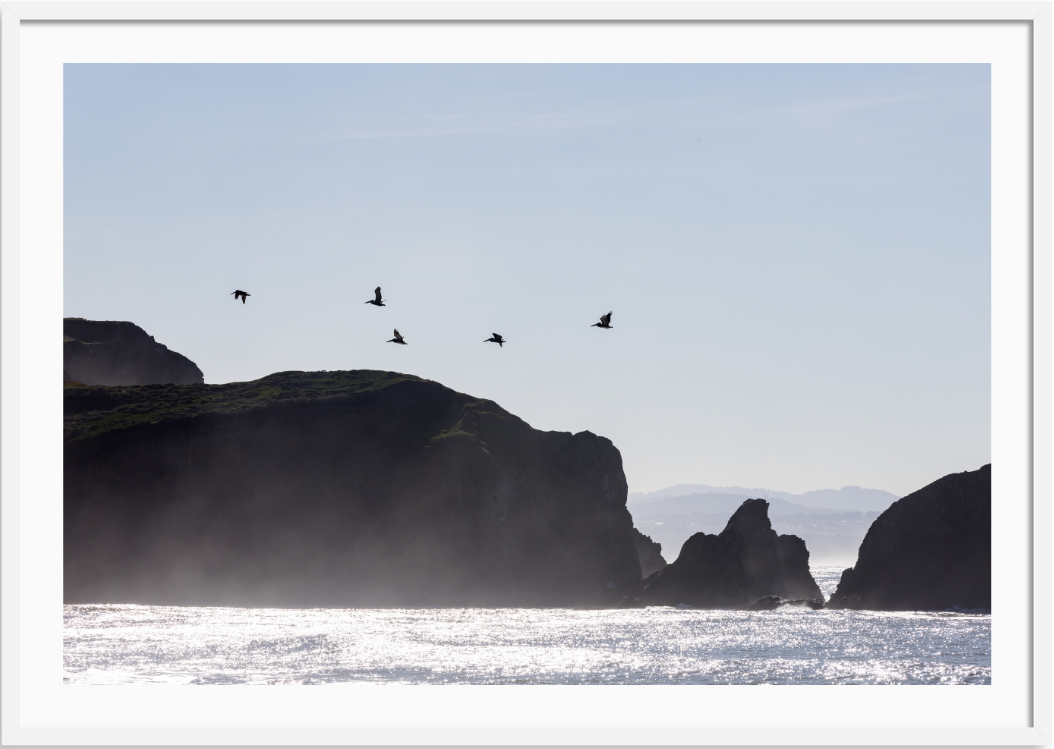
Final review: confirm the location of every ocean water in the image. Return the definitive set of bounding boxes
[63,567,990,685]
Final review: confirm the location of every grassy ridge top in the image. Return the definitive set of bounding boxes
[64,370,427,444]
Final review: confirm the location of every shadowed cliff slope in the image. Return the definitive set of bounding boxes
[640,499,822,608]
[64,318,204,386]
[827,464,991,611]
[632,529,667,578]
[64,370,642,607]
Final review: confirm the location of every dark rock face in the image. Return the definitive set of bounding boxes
[633,529,667,578]
[743,595,784,611]
[64,371,642,607]
[640,498,822,608]
[64,319,204,386]
[743,596,824,611]
[827,464,991,611]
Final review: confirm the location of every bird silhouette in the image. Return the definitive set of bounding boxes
[387,329,407,345]
[365,287,386,307]
[484,333,506,348]
[231,290,250,304]
[591,312,613,329]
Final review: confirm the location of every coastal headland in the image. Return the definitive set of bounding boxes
[62,322,990,612]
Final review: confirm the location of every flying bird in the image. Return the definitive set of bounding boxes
[591,312,613,329]
[484,333,506,348]
[387,329,407,345]
[365,287,386,307]
[231,290,250,304]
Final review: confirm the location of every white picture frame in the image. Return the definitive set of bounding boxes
[2,2,1050,745]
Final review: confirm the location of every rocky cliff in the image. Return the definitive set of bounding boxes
[640,499,822,608]
[64,370,642,607]
[827,464,991,611]
[632,529,667,578]
[64,318,204,386]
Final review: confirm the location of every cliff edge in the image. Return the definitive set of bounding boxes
[64,318,204,386]
[64,370,642,607]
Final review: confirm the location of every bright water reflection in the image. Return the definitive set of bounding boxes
[63,567,990,685]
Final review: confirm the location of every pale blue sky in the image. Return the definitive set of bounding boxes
[64,64,990,495]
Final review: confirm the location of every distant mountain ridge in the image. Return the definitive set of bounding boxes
[628,484,901,565]
[631,493,854,518]
[629,483,899,513]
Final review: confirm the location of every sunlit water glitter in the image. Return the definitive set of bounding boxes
[63,567,990,685]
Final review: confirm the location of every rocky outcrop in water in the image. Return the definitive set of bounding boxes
[743,595,824,611]
[63,318,204,386]
[64,370,643,607]
[827,464,991,611]
[633,529,667,578]
[640,498,822,608]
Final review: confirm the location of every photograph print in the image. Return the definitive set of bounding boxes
[62,63,991,685]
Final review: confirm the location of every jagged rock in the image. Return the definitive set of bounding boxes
[63,318,204,386]
[743,597,826,611]
[64,370,643,607]
[742,595,823,611]
[633,528,667,578]
[827,464,991,611]
[743,595,784,611]
[830,593,863,610]
[640,498,822,608]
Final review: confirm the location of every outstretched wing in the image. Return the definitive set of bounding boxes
[374,287,383,302]
[601,312,612,325]
[393,329,401,339]
[492,333,501,340]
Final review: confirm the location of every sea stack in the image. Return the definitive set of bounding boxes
[64,318,204,386]
[640,498,822,608]
[827,464,991,611]
[64,370,643,608]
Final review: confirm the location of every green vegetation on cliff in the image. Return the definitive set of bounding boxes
[64,370,426,444]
